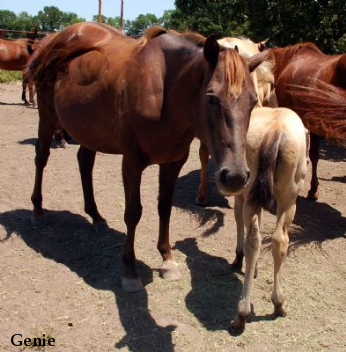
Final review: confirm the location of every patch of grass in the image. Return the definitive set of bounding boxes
[26,324,56,351]
[0,69,22,83]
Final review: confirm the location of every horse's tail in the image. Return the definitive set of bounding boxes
[26,33,103,86]
[26,28,38,55]
[288,80,346,147]
[248,128,281,214]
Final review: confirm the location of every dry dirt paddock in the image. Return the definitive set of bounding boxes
[0,82,346,352]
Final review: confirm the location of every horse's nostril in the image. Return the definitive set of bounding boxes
[219,168,229,185]
[246,169,251,182]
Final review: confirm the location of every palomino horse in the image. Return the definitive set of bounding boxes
[271,43,346,199]
[0,31,38,105]
[27,22,268,292]
[230,107,307,332]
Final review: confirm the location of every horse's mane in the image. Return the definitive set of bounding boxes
[288,80,346,147]
[224,49,246,97]
[272,42,322,76]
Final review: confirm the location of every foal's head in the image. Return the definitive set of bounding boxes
[199,36,269,195]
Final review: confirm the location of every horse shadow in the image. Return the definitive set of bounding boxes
[174,162,230,237]
[320,139,346,162]
[0,209,175,352]
[290,196,346,248]
[173,238,243,332]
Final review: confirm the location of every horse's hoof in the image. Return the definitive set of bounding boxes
[274,305,287,317]
[307,191,318,201]
[122,277,144,292]
[195,196,207,206]
[229,316,246,335]
[58,140,69,149]
[161,260,182,281]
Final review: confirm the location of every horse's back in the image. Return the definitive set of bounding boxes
[0,38,29,70]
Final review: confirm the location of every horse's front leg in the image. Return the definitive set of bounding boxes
[232,194,245,271]
[158,152,189,280]
[231,201,262,333]
[21,78,29,105]
[307,133,320,200]
[77,146,106,225]
[195,141,210,206]
[122,156,144,292]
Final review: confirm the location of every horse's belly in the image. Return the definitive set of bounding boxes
[54,80,122,154]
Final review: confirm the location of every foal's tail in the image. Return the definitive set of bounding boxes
[26,33,103,86]
[288,80,346,147]
[248,129,281,214]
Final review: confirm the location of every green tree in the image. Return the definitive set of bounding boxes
[171,0,346,53]
[126,13,161,36]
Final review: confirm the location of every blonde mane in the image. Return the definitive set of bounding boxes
[224,49,245,97]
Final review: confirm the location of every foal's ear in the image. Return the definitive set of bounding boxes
[204,35,219,69]
[248,50,270,73]
[257,39,269,52]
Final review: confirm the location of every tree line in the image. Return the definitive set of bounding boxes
[1,1,345,53]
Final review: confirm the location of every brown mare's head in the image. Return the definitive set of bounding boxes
[197,36,269,195]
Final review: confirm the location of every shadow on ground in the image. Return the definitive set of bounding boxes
[0,209,175,352]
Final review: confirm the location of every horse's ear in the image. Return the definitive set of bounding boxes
[234,45,239,53]
[204,35,219,69]
[248,50,270,73]
[257,39,269,52]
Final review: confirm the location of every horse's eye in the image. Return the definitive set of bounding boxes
[207,93,218,105]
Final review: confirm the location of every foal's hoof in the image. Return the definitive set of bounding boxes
[229,316,246,335]
[195,195,208,206]
[122,277,144,292]
[161,260,182,281]
[274,305,287,317]
[58,140,69,149]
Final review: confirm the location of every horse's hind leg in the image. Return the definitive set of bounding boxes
[21,78,29,105]
[77,146,106,225]
[122,155,145,292]
[231,201,262,333]
[196,142,209,206]
[31,105,59,224]
[158,152,189,280]
[307,133,320,200]
[271,199,296,317]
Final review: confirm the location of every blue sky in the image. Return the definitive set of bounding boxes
[2,1,176,21]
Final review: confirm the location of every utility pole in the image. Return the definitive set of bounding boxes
[98,0,102,22]
[120,0,124,31]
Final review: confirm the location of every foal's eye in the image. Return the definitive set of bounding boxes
[207,93,218,105]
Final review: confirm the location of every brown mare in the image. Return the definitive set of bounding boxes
[0,31,38,105]
[27,22,268,292]
[271,43,346,199]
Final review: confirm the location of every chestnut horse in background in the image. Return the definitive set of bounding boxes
[271,43,346,199]
[0,30,38,105]
[27,22,268,292]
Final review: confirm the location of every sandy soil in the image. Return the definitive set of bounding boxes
[0,81,346,352]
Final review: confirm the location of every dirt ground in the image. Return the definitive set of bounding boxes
[0,81,346,352]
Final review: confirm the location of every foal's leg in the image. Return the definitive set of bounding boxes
[77,146,106,225]
[195,142,210,206]
[122,156,144,292]
[158,153,189,280]
[271,200,295,317]
[307,133,320,200]
[231,202,262,333]
[28,82,36,107]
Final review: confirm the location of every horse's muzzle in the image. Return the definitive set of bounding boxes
[216,167,250,195]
